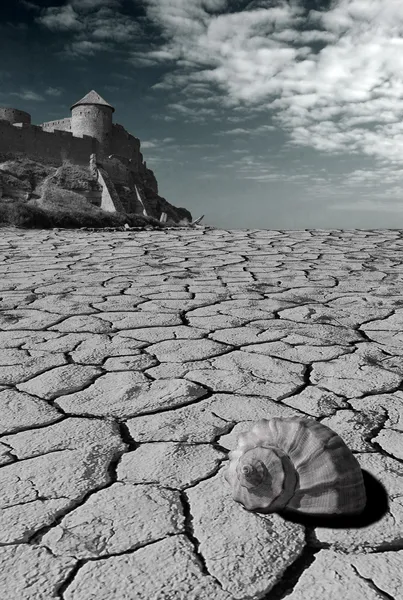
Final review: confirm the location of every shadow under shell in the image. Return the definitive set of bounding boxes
[273,470,389,529]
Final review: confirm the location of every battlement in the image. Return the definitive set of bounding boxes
[0,91,192,224]
[0,107,31,125]
[41,117,72,132]
[0,118,97,166]
[0,90,142,173]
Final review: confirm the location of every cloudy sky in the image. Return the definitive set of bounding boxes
[2,0,403,229]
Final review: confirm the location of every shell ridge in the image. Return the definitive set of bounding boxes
[224,416,367,516]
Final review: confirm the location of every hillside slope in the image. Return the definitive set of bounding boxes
[0,153,193,229]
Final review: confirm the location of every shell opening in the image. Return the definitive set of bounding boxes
[238,459,267,489]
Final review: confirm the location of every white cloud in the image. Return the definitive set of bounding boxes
[63,39,110,56]
[214,127,251,136]
[36,1,140,56]
[10,90,44,101]
[141,137,176,149]
[141,141,157,148]
[45,87,62,96]
[133,0,403,166]
[36,4,83,31]
[214,123,277,135]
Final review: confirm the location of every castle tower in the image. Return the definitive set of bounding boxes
[0,107,31,125]
[70,90,114,156]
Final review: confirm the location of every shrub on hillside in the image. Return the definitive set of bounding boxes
[50,160,96,191]
[0,200,54,228]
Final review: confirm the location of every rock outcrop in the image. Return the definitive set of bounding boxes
[0,153,193,226]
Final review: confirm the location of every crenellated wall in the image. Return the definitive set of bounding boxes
[41,118,72,132]
[0,117,142,175]
[0,95,191,222]
[0,120,96,166]
[110,124,141,167]
[0,108,31,125]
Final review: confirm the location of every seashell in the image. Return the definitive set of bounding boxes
[223,417,367,515]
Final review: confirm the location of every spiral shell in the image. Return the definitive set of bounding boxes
[223,417,367,515]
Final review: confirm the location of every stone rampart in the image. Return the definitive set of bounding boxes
[41,118,72,132]
[0,120,96,166]
[110,124,140,168]
[0,108,31,125]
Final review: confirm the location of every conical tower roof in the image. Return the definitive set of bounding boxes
[70,90,115,112]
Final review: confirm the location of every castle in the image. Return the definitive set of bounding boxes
[0,90,191,221]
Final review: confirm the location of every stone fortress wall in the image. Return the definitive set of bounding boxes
[0,108,32,125]
[0,91,146,183]
[0,119,96,166]
[41,117,71,132]
[0,90,188,220]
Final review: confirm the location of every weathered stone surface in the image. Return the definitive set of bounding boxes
[145,361,195,378]
[1,228,403,599]
[372,428,403,460]
[26,294,101,315]
[69,333,145,363]
[320,409,384,452]
[63,535,232,600]
[115,324,207,342]
[0,348,31,364]
[21,332,91,353]
[186,468,306,598]
[0,309,63,330]
[95,311,182,329]
[311,352,401,397]
[0,388,62,434]
[209,324,289,345]
[278,303,392,328]
[55,374,208,417]
[238,319,363,346]
[103,353,157,370]
[42,483,184,558]
[117,443,224,488]
[0,544,76,600]
[349,391,403,430]
[361,329,403,354]
[16,364,102,399]
[351,550,403,598]
[0,291,40,310]
[48,315,113,333]
[87,294,149,311]
[285,550,393,600]
[0,330,63,349]
[361,309,403,331]
[281,385,349,416]
[146,338,230,362]
[185,349,305,397]
[242,340,354,363]
[123,296,225,312]
[125,397,232,442]
[0,442,15,465]
[0,351,66,385]
[0,418,126,542]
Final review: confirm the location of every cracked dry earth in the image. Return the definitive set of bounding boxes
[0,225,402,600]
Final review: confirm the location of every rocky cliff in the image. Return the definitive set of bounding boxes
[0,152,193,227]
